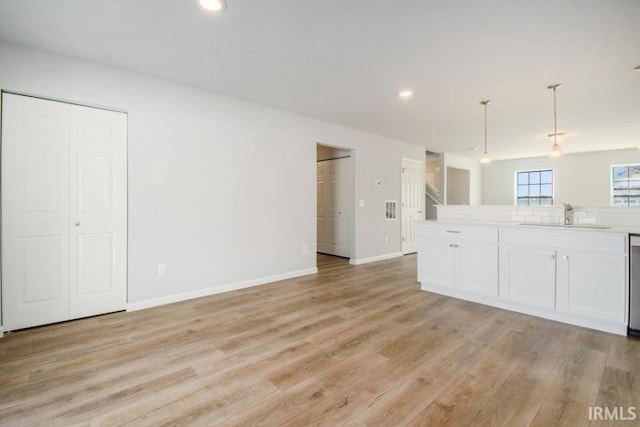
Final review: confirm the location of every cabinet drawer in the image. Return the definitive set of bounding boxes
[418,222,498,242]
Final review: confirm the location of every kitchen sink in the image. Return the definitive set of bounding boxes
[519,223,611,230]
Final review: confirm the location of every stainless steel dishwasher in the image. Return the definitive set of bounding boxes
[630,235,640,337]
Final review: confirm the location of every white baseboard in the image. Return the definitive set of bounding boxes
[127,267,318,312]
[349,252,403,265]
[420,282,628,336]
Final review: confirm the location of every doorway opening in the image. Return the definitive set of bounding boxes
[425,151,444,219]
[316,143,354,268]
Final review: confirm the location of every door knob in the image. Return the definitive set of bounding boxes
[74,221,81,226]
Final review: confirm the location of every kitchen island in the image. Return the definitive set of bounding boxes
[418,220,629,335]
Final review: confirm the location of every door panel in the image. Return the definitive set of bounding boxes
[457,241,499,297]
[402,158,423,254]
[2,94,71,330]
[24,147,64,212]
[316,157,351,258]
[420,238,455,288]
[500,245,556,309]
[78,152,113,213]
[69,104,127,319]
[77,233,114,295]
[556,251,626,323]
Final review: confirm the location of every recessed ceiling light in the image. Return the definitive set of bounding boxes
[398,90,414,98]
[198,0,227,12]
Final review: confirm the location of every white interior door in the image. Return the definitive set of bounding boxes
[2,94,127,331]
[69,104,127,319]
[401,158,423,254]
[317,157,351,258]
[2,94,71,330]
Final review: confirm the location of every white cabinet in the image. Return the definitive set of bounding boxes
[418,223,498,297]
[418,221,629,335]
[499,226,628,333]
[500,245,556,309]
[556,251,626,323]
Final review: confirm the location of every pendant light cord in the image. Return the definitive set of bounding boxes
[480,100,490,153]
[484,102,488,152]
[553,86,558,144]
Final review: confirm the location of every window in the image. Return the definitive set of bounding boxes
[515,169,553,206]
[611,164,640,206]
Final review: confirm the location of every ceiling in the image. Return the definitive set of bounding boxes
[0,0,639,160]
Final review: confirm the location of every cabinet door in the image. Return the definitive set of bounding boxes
[500,245,556,309]
[457,241,498,297]
[556,251,626,323]
[420,238,455,288]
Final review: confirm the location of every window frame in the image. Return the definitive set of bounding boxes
[610,163,640,207]
[514,168,554,206]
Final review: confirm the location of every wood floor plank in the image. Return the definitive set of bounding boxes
[469,322,579,427]
[0,253,636,426]
[404,373,494,427]
[220,350,389,426]
[592,366,640,427]
[529,345,609,427]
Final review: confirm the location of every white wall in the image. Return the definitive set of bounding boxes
[0,43,424,313]
[446,167,471,205]
[482,148,640,206]
[443,153,482,205]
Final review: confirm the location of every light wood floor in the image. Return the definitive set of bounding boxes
[1,254,639,426]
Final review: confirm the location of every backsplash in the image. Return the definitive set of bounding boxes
[435,205,640,228]
[572,207,640,228]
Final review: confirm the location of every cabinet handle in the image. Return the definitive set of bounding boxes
[562,255,568,260]
[446,230,461,234]
[549,255,555,260]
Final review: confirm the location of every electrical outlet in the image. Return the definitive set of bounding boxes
[302,245,308,254]
[359,200,365,207]
[157,263,166,276]
[385,235,389,244]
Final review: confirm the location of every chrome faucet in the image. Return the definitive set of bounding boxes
[563,203,574,225]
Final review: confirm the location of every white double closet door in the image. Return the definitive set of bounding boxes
[2,94,127,331]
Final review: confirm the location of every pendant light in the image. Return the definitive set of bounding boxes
[480,100,492,164]
[547,83,563,158]
[198,0,227,12]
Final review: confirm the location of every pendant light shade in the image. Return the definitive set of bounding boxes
[198,0,227,12]
[480,100,492,164]
[549,142,562,158]
[547,83,563,158]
